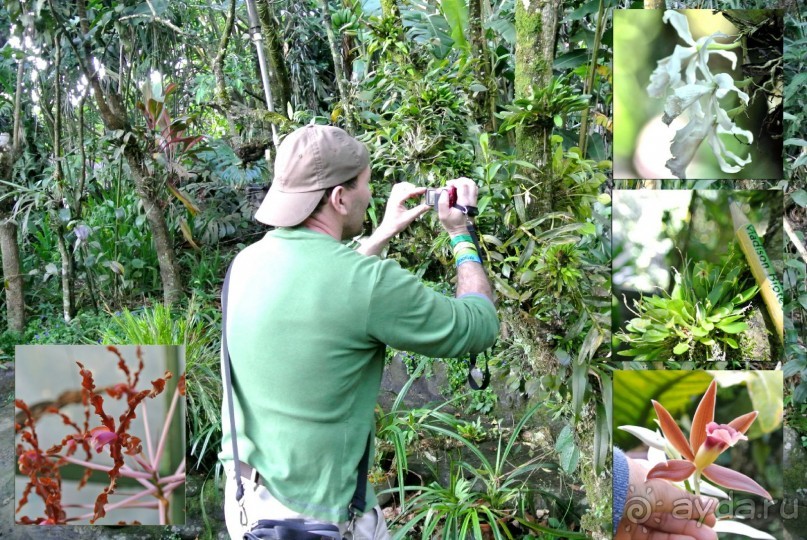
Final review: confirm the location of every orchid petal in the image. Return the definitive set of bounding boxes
[647,459,697,482]
[694,33,733,82]
[699,479,730,499]
[663,83,714,125]
[716,106,753,143]
[710,49,738,70]
[652,400,695,460]
[695,35,718,82]
[663,10,696,46]
[647,58,675,98]
[647,46,694,98]
[666,115,712,179]
[702,464,773,500]
[707,130,752,174]
[618,425,668,451]
[713,520,776,539]
[728,411,758,435]
[690,380,716,454]
[714,73,750,104]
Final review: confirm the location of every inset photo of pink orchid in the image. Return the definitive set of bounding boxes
[613,9,783,179]
[615,370,783,539]
[14,345,186,525]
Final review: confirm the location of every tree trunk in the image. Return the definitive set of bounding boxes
[124,145,183,305]
[257,0,293,116]
[468,0,497,131]
[69,0,183,305]
[51,39,75,322]
[213,0,239,136]
[0,37,27,333]
[514,0,561,217]
[0,220,24,333]
[52,217,75,322]
[316,0,354,133]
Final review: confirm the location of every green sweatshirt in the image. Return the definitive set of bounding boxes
[219,227,499,522]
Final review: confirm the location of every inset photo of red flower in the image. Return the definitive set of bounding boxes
[14,345,185,525]
[614,370,782,539]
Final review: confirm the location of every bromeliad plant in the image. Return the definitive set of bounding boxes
[620,379,774,538]
[15,346,185,525]
[616,246,759,361]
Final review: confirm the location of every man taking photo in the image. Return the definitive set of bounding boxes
[220,124,499,539]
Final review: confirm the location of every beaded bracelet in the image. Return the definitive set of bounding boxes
[453,248,479,260]
[452,241,477,254]
[450,234,474,249]
[456,253,482,267]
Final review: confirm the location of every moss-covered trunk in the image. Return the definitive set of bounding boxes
[468,0,496,131]
[0,41,26,333]
[514,0,561,217]
[0,219,24,333]
[317,0,354,133]
[257,0,293,115]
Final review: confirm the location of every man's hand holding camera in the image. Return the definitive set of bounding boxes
[357,178,481,257]
[436,177,478,237]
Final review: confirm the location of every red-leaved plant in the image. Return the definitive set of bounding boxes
[15,346,185,525]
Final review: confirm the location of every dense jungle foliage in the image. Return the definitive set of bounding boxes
[0,0,805,537]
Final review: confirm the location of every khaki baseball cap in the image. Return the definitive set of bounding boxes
[255,124,370,227]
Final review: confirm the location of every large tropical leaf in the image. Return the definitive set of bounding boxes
[440,0,469,53]
[613,370,713,449]
[402,0,455,58]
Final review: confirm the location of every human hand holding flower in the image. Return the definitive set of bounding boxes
[616,456,718,540]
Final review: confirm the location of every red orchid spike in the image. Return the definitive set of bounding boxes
[646,379,771,500]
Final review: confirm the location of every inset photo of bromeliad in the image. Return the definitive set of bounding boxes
[612,189,783,364]
[613,370,783,540]
[613,9,783,179]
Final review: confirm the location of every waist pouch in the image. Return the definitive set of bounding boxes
[244,518,343,540]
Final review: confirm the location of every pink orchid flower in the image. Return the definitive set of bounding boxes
[89,426,117,453]
[646,379,772,500]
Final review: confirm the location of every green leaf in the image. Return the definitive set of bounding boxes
[593,402,609,473]
[613,371,713,450]
[673,342,690,355]
[555,425,580,474]
[440,0,469,52]
[783,357,807,378]
[794,381,807,404]
[571,360,587,418]
[746,371,783,434]
[716,321,748,334]
[553,49,590,70]
[577,326,603,364]
[793,190,807,208]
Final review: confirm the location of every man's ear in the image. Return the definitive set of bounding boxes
[329,186,349,215]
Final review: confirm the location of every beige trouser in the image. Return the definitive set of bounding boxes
[223,464,391,540]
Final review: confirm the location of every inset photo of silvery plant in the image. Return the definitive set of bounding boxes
[613,9,783,179]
